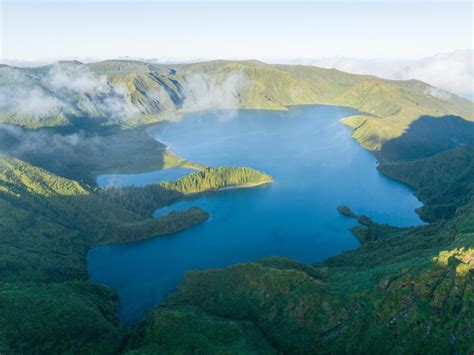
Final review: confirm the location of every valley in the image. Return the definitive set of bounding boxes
[0,60,472,353]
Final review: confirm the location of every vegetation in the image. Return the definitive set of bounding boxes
[125,307,275,354]
[1,119,473,353]
[0,154,88,197]
[0,155,211,282]
[0,155,236,352]
[100,167,271,217]
[0,281,124,354]
[1,60,472,152]
[0,124,180,185]
[160,166,272,194]
[377,115,474,163]
[0,59,473,353]
[336,204,357,218]
[379,145,474,222]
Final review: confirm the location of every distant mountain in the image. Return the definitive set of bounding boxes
[1,60,472,150]
[279,50,474,100]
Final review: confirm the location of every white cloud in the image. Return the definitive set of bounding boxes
[16,88,64,116]
[423,87,452,101]
[0,124,84,156]
[284,50,473,99]
[183,71,248,111]
[46,64,109,94]
[98,95,139,122]
[45,64,140,122]
[0,64,140,122]
[396,50,473,99]
[0,66,59,117]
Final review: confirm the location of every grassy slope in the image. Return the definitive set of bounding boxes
[1,60,472,151]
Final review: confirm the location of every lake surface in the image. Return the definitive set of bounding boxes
[88,105,424,323]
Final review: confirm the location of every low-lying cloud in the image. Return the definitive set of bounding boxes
[0,64,138,122]
[287,50,473,99]
[47,64,109,94]
[45,64,139,122]
[0,67,64,118]
[17,89,64,117]
[396,50,473,99]
[182,71,248,111]
[0,124,85,157]
[423,87,452,101]
[0,86,64,118]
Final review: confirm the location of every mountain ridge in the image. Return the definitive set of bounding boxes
[1,60,472,150]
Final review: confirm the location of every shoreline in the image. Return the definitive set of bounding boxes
[217,179,273,191]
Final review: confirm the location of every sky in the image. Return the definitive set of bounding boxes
[1,1,472,61]
[0,1,472,98]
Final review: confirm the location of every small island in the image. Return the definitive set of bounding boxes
[337,205,357,218]
[337,205,374,226]
[160,167,273,195]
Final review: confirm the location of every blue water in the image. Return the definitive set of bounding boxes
[88,105,424,323]
[97,167,194,188]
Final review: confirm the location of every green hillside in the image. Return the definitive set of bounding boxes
[0,124,184,185]
[0,154,87,197]
[1,60,472,151]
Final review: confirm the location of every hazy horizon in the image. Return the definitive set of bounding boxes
[2,49,473,100]
[2,1,472,98]
[2,1,472,60]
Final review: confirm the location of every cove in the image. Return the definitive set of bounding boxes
[88,105,424,323]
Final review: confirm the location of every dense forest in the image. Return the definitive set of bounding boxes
[160,167,272,194]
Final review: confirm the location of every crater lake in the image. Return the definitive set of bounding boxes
[89,105,424,323]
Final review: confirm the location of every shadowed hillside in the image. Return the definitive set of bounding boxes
[378,115,474,162]
[0,124,181,185]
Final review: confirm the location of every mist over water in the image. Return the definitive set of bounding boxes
[88,105,424,323]
[97,167,194,188]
